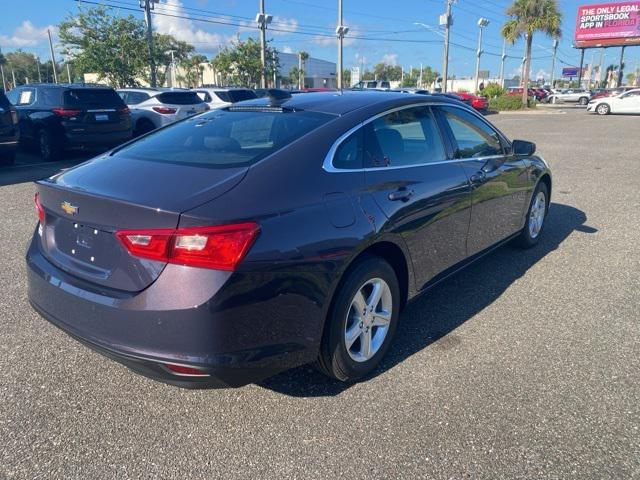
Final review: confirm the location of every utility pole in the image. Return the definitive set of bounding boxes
[141,0,157,87]
[499,39,506,88]
[11,69,16,88]
[520,38,527,86]
[256,0,272,88]
[577,48,585,87]
[474,18,489,93]
[440,0,455,92]
[336,0,349,90]
[167,50,176,87]
[0,65,6,91]
[298,52,303,89]
[549,39,558,87]
[67,62,72,83]
[419,63,423,88]
[47,28,58,84]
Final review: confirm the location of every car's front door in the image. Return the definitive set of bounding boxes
[435,105,530,256]
[361,105,472,290]
[617,91,640,113]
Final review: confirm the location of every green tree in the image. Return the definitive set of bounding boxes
[342,68,351,86]
[58,6,149,87]
[3,51,47,87]
[502,0,562,107]
[288,67,302,88]
[177,54,207,88]
[373,62,402,82]
[153,34,196,86]
[212,38,278,87]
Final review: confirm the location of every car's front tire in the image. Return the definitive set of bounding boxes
[317,256,400,382]
[579,97,589,106]
[596,103,610,115]
[515,181,549,248]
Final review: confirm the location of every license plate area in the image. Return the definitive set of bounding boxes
[95,113,109,121]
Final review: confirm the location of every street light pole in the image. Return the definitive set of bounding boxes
[499,39,506,88]
[474,17,489,94]
[550,39,558,87]
[441,0,455,92]
[336,0,349,90]
[256,0,272,88]
[141,0,157,87]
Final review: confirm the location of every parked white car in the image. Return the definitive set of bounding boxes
[117,88,209,136]
[193,88,257,109]
[547,89,592,105]
[587,89,640,115]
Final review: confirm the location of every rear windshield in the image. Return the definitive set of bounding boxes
[63,88,125,108]
[156,92,204,105]
[113,109,333,168]
[214,90,257,103]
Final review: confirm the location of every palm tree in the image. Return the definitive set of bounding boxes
[502,0,562,107]
[298,51,309,89]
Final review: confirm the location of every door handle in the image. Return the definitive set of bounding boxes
[469,170,487,185]
[388,188,415,202]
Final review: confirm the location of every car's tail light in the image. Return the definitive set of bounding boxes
[163,363,210,376]
[34,192,45,224]
[52,108,83,118]
[116,222,260,271]
[118,106,130,115]
[152,106,177,114]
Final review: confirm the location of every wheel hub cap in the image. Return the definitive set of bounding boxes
[344,278,392,363]
[528,191,546,239]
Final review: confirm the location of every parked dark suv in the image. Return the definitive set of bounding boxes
[0,90,19,165]
[6,84,132,162]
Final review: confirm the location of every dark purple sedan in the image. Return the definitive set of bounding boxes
[27,91,551,388]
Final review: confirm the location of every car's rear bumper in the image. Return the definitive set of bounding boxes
[26,234,324,388]
[65,129,133,149]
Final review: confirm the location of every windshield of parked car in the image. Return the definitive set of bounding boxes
[112,109,333,168]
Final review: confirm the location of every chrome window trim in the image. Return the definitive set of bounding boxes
[322,101,507,173]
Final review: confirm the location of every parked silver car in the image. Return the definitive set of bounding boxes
[547,88,592,105]
[117,88,209,136]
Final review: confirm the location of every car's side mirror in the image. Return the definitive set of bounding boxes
[512,139,536,156]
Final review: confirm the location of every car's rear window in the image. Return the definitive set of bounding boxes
[227,90,257,103]
[113,109,333,168]
[63,89,125,108]
[156,92,204,105]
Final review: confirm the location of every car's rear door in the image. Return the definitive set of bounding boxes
[435,105,530,256]
[618,91,640,113]
[361,104,472,290]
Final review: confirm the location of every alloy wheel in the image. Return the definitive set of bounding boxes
[528,191,546,239]
[344,278,392,362]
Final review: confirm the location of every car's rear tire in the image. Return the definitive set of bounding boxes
[0,150,16,166]
[596,103,610,115]
[579,97,589,106]
[317,256,400,382]
[38,129,62,162]
[133,119,155,137]
[515,181,549,248]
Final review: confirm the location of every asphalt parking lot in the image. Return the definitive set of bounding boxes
[1,109,639,479]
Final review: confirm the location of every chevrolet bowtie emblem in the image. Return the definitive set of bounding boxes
[61,201,78,216]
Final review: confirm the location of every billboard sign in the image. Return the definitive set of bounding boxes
[575,1,640,47]
[562,67,581,77]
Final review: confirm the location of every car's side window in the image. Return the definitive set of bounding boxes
[362,106,446,168]
[17,88,36,106]
[439,106,503,159]
[126,92,150,105]
[333,129,363,170]
[5,89,20,105]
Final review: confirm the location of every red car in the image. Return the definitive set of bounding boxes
[507,87,543,100]
[590,86,635,101]
[453,92,488,111]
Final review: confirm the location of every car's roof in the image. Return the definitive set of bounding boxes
[237,90,463,115]
[21,83,113,90]
[195,87,253,92]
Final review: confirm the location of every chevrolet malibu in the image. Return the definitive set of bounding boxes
[27,91,551,388]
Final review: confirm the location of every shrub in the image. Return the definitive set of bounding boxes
[482,82,506,98]
[489,95,537,111]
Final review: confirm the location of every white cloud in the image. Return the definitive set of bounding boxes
[155,0,232,53]
[281,46,294,54]
[535,68,549,80]
[237,15,298,37]
[0,21,57,48]
[380,53,398,65]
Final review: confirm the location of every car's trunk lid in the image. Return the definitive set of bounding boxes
[61,88,131,134]
[36,155,247,292]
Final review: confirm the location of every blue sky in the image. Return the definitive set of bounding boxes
[1,0,638,81]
